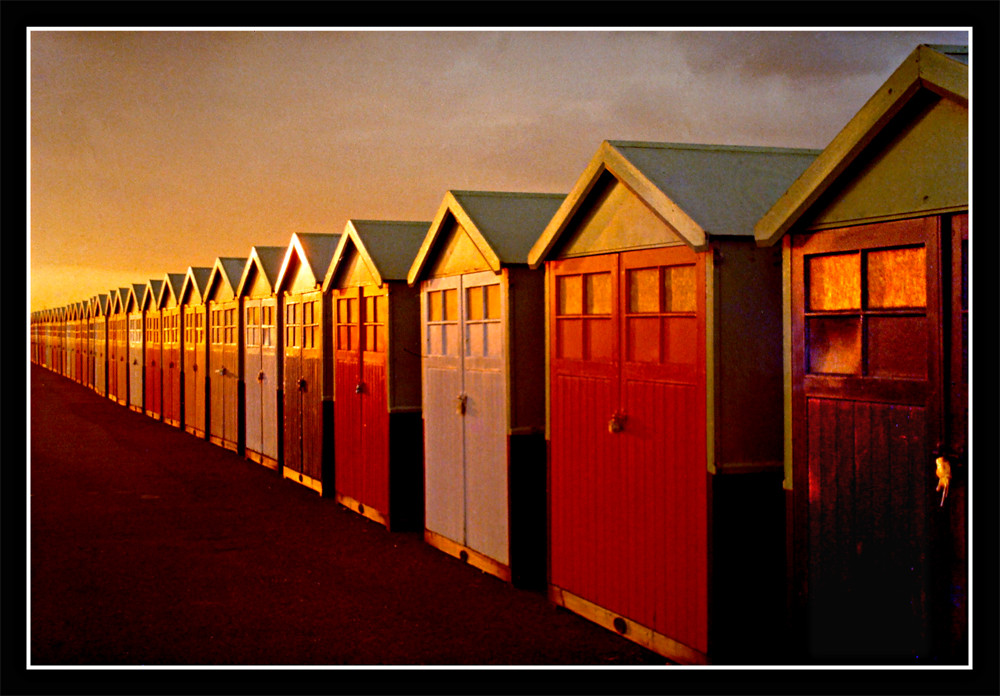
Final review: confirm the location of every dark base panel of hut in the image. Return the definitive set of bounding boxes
[387,411,424,533]
[508,431,547,591]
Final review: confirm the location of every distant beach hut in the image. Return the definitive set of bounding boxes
[180,267,213,439]
[322,219,429,531]
[142,279,165,419]
[527,139,820,663]
[126,283,147,413]
[109,288,131,406]
[235,246,286,471]
[91,294,110,397]
[407,190,565,587]
[205,256,248,453]
[157,273,187,428]
[274,233,341,495]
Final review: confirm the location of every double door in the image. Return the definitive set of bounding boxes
[422,271,508,567]
[209,302,240,450]
[183,307,207,436]
[244,298,280,466]
[161,309,182,426]
[283,292,325,488]
[547,246,708,656]
[144,312,162,418]
[128,313,144,410]
[113,316,130,405]
[790,213,968,661]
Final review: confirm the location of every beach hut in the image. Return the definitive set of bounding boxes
[180,267,213,439]
[158,273,187,428]
[407,191,565,587]
[274,233,341,495]
[82,298,94,389]
[527,140,820,663]
[235,246,286,472]
[322,220,429,531]
[63,303,76,381]
[92,294,109,397]
[109,288,131,406]
[753,45,969,663]
[142,279,165,419]
[70,302,84,383]
[126,283,147,413]
[205,257,248,453]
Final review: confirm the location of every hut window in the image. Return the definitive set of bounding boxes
[363,294,386,354]
[625,264,697,365]
[262,305,275,347]
[805,245,926,379]
[285,302,299,348]
[555,272,612,361]
[426,289,459,356]
[465,283,501,357]
[337,297,358,350]
[224,308,236,344]
[302,300,319,349]
[246,306,259,347]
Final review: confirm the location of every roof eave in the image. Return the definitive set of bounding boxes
[407,192,502,286]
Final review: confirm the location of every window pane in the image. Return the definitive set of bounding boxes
[665,265,696,312]
[626,316,660,362]
[867,315,926,378]
[557,275,582,316]
[808,253,860,311]
[628,268,659,313]
[585,273,612,315]
[428,291,441,322]
[808,316,861,375]
[467,286,483,321]
[485,284,501,319]
[444,289,457,321]
[867,246,926,309]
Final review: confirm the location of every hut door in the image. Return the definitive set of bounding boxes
[283,298,303,475]
[548,246,707,655]
[129,315,143,408]
[791,215,963,660]
[183,309,206,434]
[116,317,129,404]
[162,310,181,425]
[145,314,162,416]
[284,293,324,484]
[260,299,279,462]
[222,305,240,447]
[334,287,364,501]
[245,301,263,456]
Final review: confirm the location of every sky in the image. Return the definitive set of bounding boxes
[29,28,970,313]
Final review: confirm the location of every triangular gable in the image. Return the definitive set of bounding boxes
[157,273,187,309]
[94,294,109,318]
[142,279,164,311]
[407,190,565,284]
[274,233,341,294]
[126,283,146,313]
[528,140,818,265]
[205,257,247,303]
[754,44,968,246]
[235,246,286,299]
[179,267,213,306]
[323,219,431,291]
[112,288,131,314]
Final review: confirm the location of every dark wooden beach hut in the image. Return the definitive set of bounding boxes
[142,279,165,419]
[752,44,969,664]
[109,288,131,406]
[91,294,109,397]
[157,273,187,428]
[274,232,340,495]
[126,283,147,413]
[527,140,820,663]
[206,256,248,453]
[180,267,213,439]
[322,219,429,531]
[407,190,565,587]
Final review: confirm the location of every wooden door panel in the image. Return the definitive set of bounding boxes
[334,351,362,502]
[361,358,389,514]
[301,351,324,482]
[244,305,263,454]
[423,365,465,543]
[463,367,508,564]
[260,347,279,461]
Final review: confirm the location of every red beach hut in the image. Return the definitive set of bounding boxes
[753,44,969,663]
[235,246,286,472]
[92,294,110,397]
[126,283,147,413]
[527,140,820,663]
[322,220,429,531]
[407,190,565,587]
[157,273,187,428]
[109,288,131,406]
[142,279,164,419]
[274,233,341,495]
[205,257,248,453]
[180,267,212,439]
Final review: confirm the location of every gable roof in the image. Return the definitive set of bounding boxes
[179,267,213,305]
[205,256,248,300]
[142,279,164,310]
[93,293,110,317]
[323,219,431,290]
[528,140,819,265]
[407,190,566,284]
[274,233,342,293]
[235,246,286,298]
[157,272,187,308]
[754,44,968,246]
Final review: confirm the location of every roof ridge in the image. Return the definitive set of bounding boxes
[608,139,822,155]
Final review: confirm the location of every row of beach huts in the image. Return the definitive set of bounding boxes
[30,45,969,664]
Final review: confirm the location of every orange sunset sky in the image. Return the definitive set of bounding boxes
[29,28,970,314]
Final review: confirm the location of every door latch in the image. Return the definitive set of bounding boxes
[257,370,265,382]
[298,377,307,392]
[935,456,952,507]
[608,411,627,434]
[456,393,467,416]
[356,383,365,395]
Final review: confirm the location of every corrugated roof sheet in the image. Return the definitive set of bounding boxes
[608,141,820,238]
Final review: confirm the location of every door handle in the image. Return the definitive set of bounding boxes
[934,456,952,507]
[356,383,365,395]
[456,393,467,415]
[298,378,307,392]
[257,371,265,382]
[608,411,627,434]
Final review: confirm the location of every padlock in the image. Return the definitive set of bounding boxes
[935,456,952,507]
[456,393,467,416]
[608,412,626,434]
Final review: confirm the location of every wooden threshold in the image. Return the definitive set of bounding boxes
[282,466,323,495]
[336,493,389,529]
[246,449,280,472]
[548,585,708,665]
[424,529,512,584]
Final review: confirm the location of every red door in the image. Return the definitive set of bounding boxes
[548,245,707,657]
[283,297,304,478]
[162,309,182,426]
[790,214,966,661]
[145,313,162,418]
[183,307,206,436]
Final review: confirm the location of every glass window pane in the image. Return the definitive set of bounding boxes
[428,291,441,322]
[585,273,612,315]
[867,246,926,309]
[485,284,501,320]
[867,315,926,378]
[665,265,697,312]
[808,253,860,311]
[557,275,582,316]
[467,286,483,321]
[808,316,861,375]
[444,289,458,321]
[628,268,659,313]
